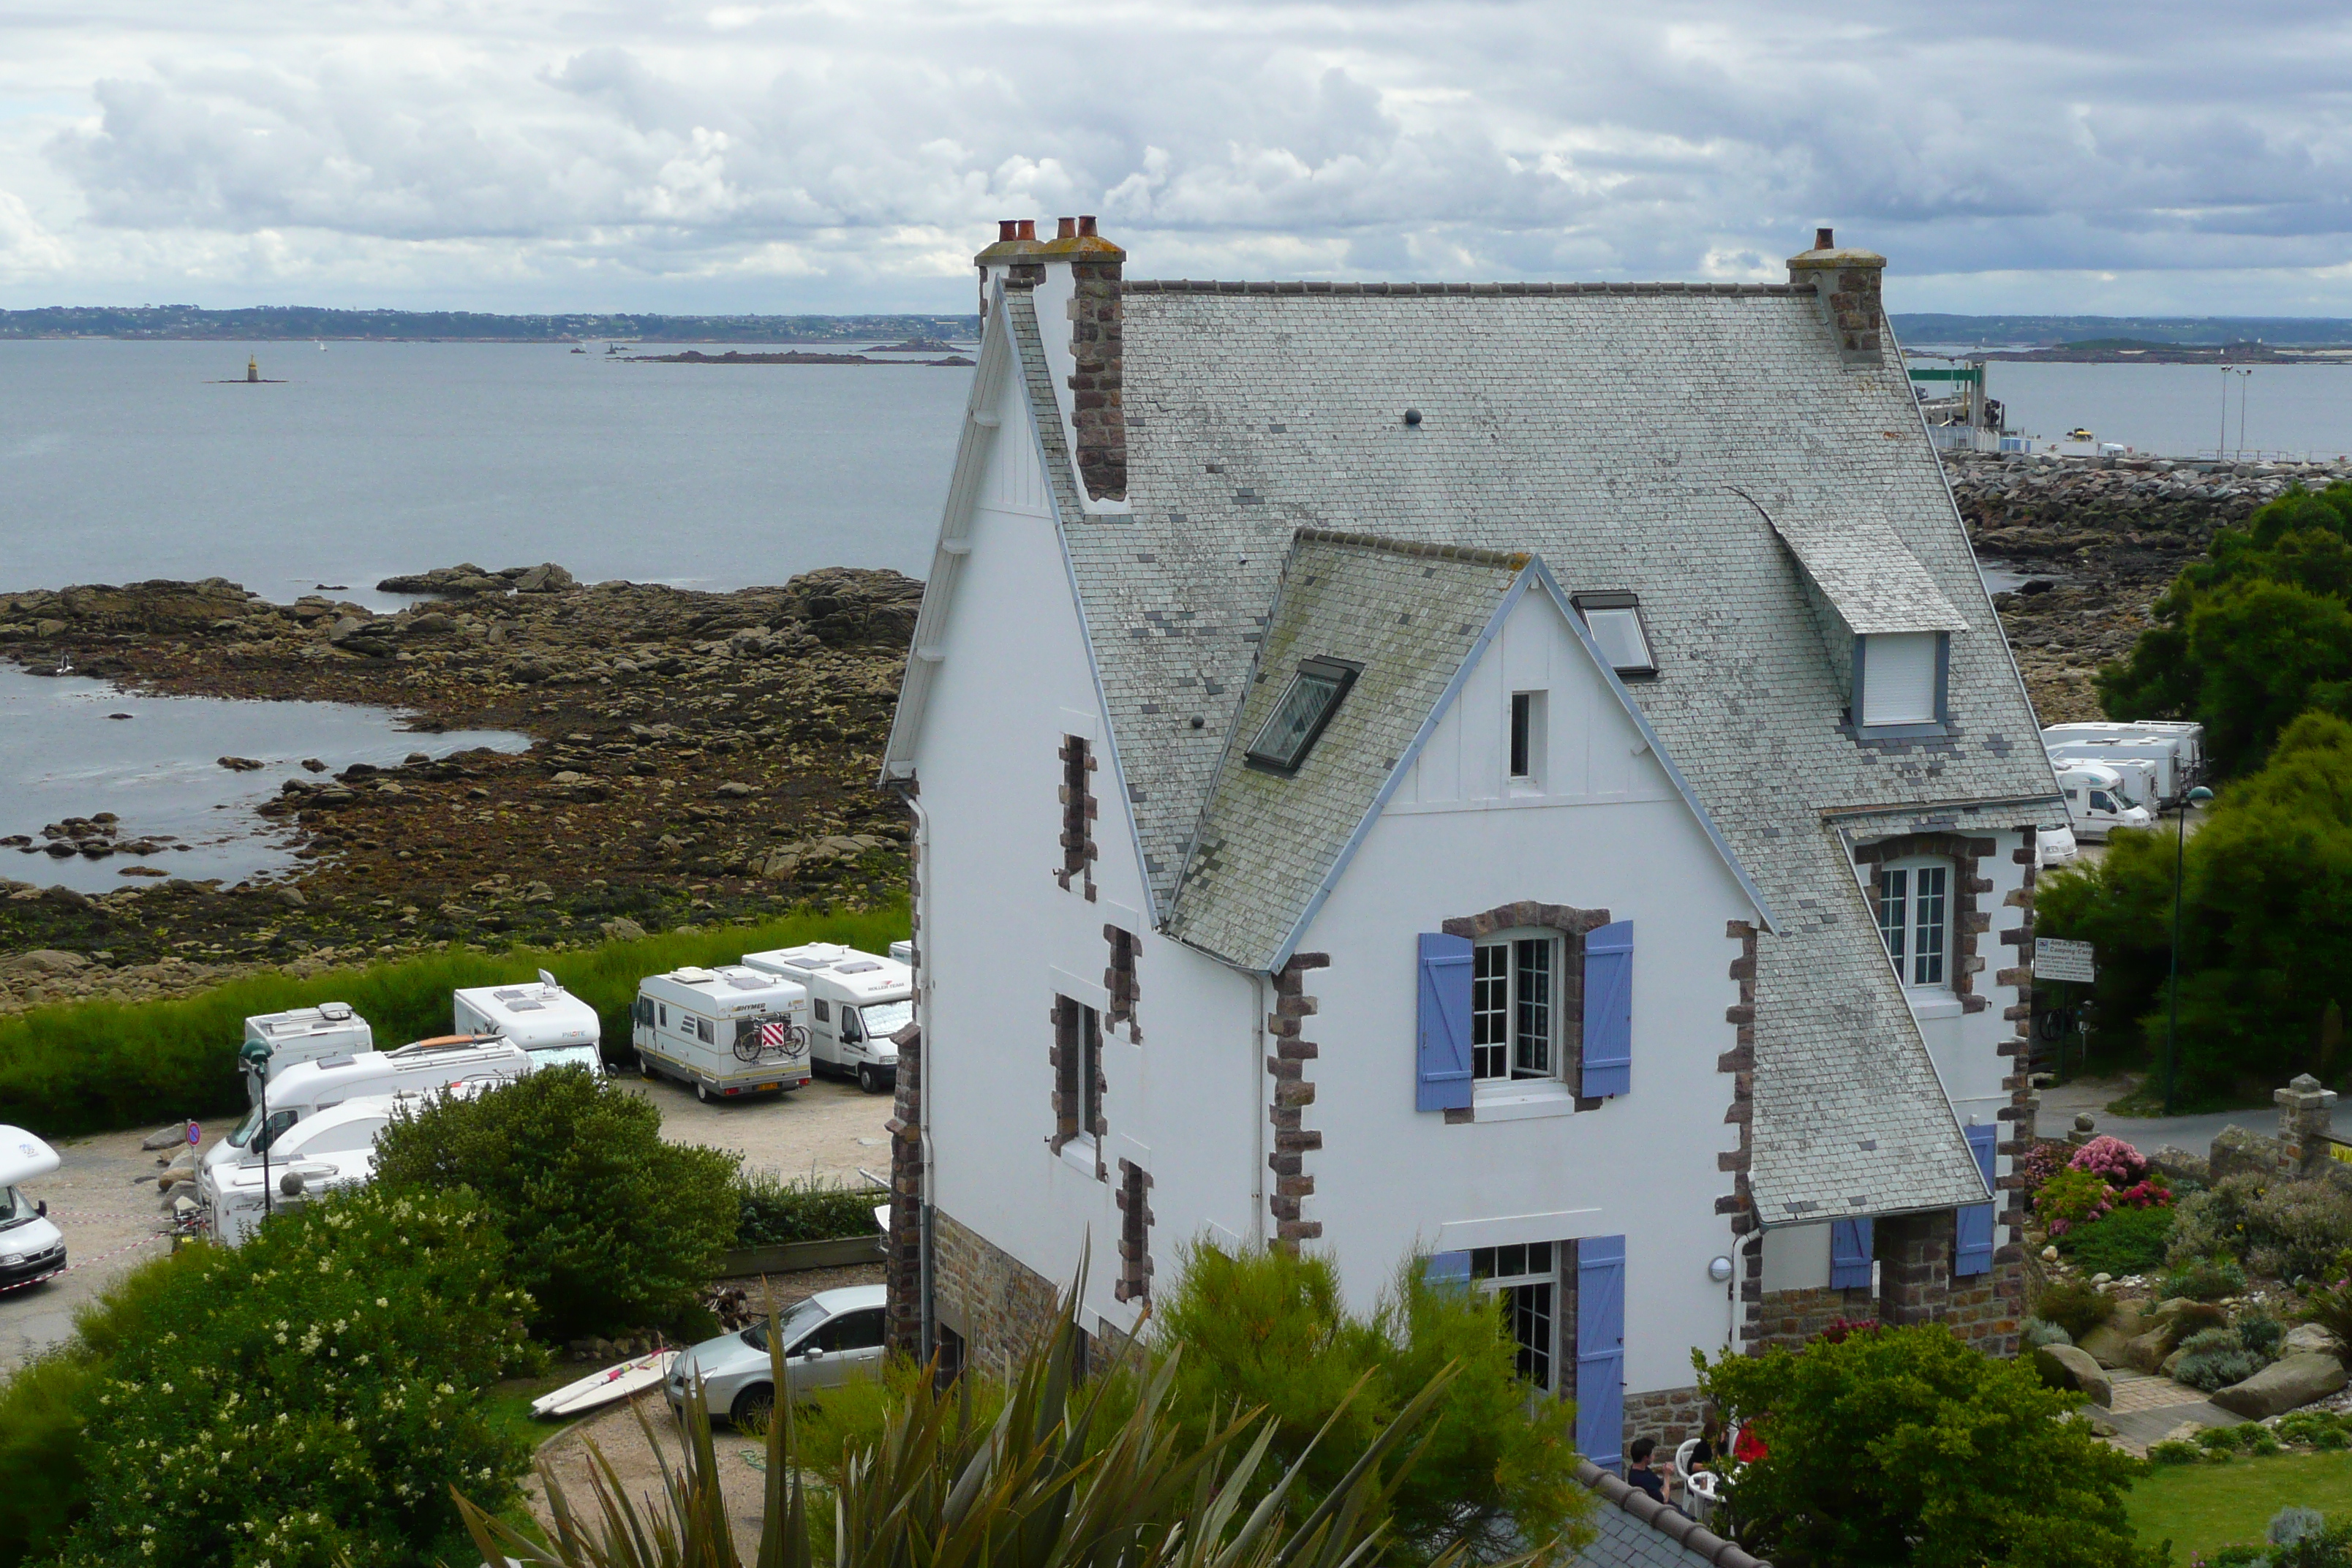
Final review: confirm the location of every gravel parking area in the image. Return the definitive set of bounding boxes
[622,1068,894,1186]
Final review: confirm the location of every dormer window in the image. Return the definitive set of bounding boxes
[1855,632,1948,729]
[1572,593,1656,678]
[1245,657,1360,774]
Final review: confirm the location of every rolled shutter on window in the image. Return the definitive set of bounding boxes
[1581,921,1633,1098]
[1830,1217,1874,1289]
[1416,933,1474,1112]
[1576,1236,1627,1473]
[1956,1124,1998,1278]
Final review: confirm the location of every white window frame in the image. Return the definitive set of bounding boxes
[1471,929,1561,1089]
[1509,690,1547,791]
[1471,1242,1559,1393]
[1876,856,1953,990]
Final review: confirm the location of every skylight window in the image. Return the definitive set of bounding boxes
[1245,657,1361,775]
[1572,593,1657,678]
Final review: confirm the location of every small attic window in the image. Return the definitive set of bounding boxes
[1572,592,1657,678]
[1245,657,1360,775]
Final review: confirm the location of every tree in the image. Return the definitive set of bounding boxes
[1152,1243,1588,1564]
[1695,1323,2156,1568]
[2038,711,2352,1102]
[369,1066,739,1338]
[2100,483,2352,777]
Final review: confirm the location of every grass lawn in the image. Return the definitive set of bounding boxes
[2130,1452,2352,1559]
[475,1370,594,1550]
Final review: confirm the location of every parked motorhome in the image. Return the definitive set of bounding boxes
[2041,720,2204,782]
[453,972,603,1074]
[2044,734,2193,805]
[242,1003,373,1104]
[0,1125,65,1287]
[200,1036,534,1187]
[2054,763,2154,842]
[201,1096,400,1244]
[738,945,911,1093]
[630,967,812,1101]
[2037,823,2081,868]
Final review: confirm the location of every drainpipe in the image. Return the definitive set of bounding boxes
[1252,972,1268,1245]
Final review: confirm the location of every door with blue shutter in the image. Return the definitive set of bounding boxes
[1956,1124,1997,1278]
[1576,1235,1626,1472]
[1581,921,1633,1098]
[1831,1217,1874,1289]
[1417,933,1475,1112]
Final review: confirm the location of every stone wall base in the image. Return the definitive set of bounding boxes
[1754,1285,1878,1352]
[931,1208,1061,1379]
[1623,1385,1708,1458]
[1752,1257,2023,1358]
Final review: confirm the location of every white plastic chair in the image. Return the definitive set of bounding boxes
[1675,1438,1720,1523]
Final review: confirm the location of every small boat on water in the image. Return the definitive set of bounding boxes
[530,1349,677,1420]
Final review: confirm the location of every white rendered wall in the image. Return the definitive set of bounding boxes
[908,348,1261,1345]
[1293,589,1754,1395]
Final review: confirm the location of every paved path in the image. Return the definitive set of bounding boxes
[0,1073,892,1375]
[2036,1075,2269,1160]
[2092,1369,2240,1454]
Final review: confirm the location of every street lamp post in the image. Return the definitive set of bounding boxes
[237,1039,274,1223]
[2163,783,2217,1117]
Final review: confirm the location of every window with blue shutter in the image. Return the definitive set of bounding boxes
[1417,934,1474,1112]
[1831,1217,1874,1290]
[1956,1123,1997,1278]
[1576,1236,1626,1472]
[1580,921,1633,1098]
[1424,1251,1472,1294]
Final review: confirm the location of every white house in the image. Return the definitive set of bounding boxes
[876,219,2061,1467]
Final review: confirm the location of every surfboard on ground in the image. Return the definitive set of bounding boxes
[530,1349,678,1420]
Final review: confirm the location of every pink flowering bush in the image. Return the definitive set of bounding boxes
[2019,1141,2070,1195]
[2035,1167,2116,1237]
[2109,1178,2176,1213]
[2070,1135,2151,1188]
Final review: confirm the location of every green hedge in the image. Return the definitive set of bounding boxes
[0,903,908,1137]
[736,1168,886,1246]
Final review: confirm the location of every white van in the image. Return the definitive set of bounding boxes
[631,967,812,1102]
[242,1003,374,1104]
[2045,736,2189,806]
[201,1096,399,1245]
[2042,720,2204,782]
[453,971,603,1075]
[2054,762,2154,842]
[0,1126,66,1288]
[201,1036,534,1187]
[739,945,912,1093]
[2037,823,2081,868]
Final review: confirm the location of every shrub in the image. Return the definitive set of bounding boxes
[0,1352,94,1567]
[2239,1311,2286,1357]
[58,1186,538,1568]
[2037,1167,2117,1235]
[371,1066,739,1338]
[1153,1242,1589,1564]
[0,905,908,1136]
[2197,1422,2245,1451]
[1695,1323,2154,1568]
[2251,1428,2285,1456]
[2243,1180,2352,1283]
[2021,1140,2071,1195]
[2165,1256,2250,1301]
[2022,1318,2073,1349]
[2274,1519,2352,1568]
[2148,1439,2201,1465]
[2296,1249,2352,1353]
[2062,1205,2178,1277]
[735,1169,884,1247]
[2176,1327,2270,1392]
[2072,1135,2151,1188]
[2275,1507,2330,1546]
[2279,1410,2351,1450]
[2035,1277,2118,1340]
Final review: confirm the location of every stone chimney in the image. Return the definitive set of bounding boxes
[1787,227,1887,364]
[973,216,1127,503]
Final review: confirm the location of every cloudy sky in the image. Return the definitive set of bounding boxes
[3,0,2349,315]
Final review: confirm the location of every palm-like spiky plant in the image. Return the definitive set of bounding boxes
[456,1287,1470,1568]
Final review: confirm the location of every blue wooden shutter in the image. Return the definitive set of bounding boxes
[1424,1251,1472,1294]
[1956,1124,1997,1278]
[1577,1236,1627,1473]
[1581,921,1633,1098]
[1416,933,1474,1112]
[1830,1217,1874,1289]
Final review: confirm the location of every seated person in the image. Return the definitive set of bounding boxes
[1627,1436,1670,1505]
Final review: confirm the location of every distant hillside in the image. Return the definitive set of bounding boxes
[0,306,982,343]
[1892,314,2352,348]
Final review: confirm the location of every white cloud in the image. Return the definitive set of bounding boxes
[1,0,2351,312]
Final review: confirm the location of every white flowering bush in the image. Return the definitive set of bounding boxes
[57,1186,540,1568]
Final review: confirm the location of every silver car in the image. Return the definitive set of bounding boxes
[666,1284,889,1431]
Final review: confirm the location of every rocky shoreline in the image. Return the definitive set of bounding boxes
[0,566,921,1012]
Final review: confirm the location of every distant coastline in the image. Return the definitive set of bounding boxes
[0,306,982,344]
[625,349,976,367]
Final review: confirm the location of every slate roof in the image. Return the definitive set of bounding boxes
[991,280,2059,1221]
[1162,532,1524,968]
[1763,504,1969,635]
[1569,1462,1767,1568]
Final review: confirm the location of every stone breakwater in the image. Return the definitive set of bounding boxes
[0,567,921,1008]
[1943,450,2342,725]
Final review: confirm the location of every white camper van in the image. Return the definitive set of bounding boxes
[200,1036,534,1188]
[2037,823,2081,868]
[739,945,912,1093]
[2042,720,2204,782]
[200,1096,398,1245]
[631,967,812,1101]
[2054,762,2155,842]
[2044,735,2191,806]
[242,1003,374,1104]
[453,972,603,1075]
[0,1125,65,1287]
